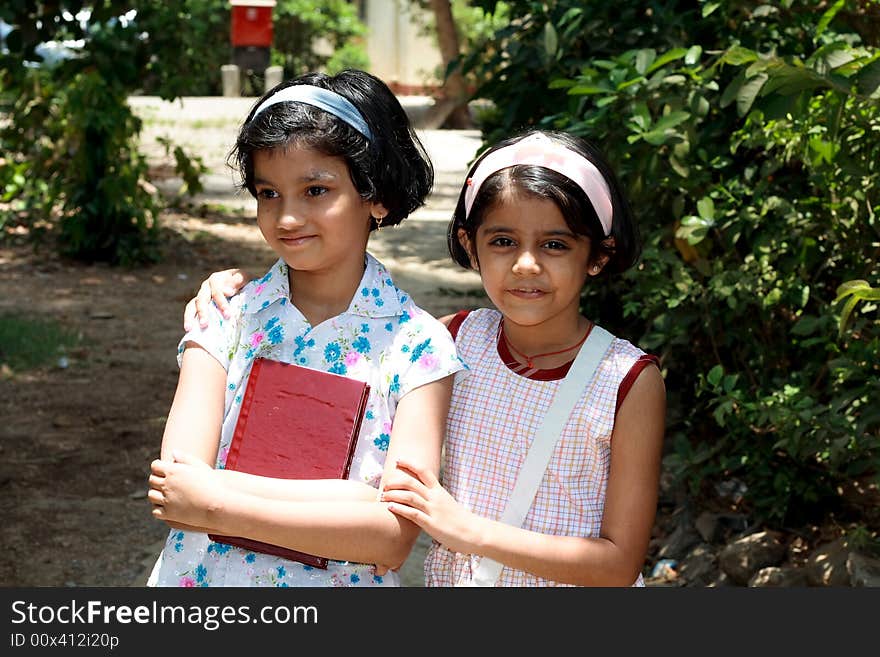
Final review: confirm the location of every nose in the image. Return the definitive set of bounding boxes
[277,199,306,229]
[512,248,540,276]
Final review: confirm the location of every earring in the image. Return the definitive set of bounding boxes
[591,265,600,274]
[374,214,385,230]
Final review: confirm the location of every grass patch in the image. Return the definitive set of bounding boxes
[0,313,82,372]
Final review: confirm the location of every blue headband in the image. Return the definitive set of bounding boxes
[251,84,373,141]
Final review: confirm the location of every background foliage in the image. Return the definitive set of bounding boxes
[463,0,880,527]
[0,0,367,264]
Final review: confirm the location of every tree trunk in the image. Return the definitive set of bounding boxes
[424,0,473,129]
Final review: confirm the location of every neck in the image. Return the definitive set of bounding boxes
[500,315,592,369]
[288,257,366,326]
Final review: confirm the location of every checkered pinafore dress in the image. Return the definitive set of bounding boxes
[424,308,647,586]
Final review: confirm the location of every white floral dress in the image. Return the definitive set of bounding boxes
[148,253,465,587]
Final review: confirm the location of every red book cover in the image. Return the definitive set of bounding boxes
[209,358,370,568]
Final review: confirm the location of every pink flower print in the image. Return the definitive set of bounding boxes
[344,350,360,367]
[179,577,196,587]
[253,283,266,295]
[418,353,439,370]
[382,421,392,435]
[218,447,229,468]
[250,331,265,347]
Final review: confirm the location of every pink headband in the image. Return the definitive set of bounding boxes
[464,133,613,235]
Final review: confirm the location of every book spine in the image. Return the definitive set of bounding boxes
[225,357,262,471]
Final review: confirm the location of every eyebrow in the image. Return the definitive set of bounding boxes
[253,169,339,186]
[482,225,577,238]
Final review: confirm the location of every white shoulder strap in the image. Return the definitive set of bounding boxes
[465,324,614,587]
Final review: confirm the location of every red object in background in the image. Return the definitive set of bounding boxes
[230,0,276,48]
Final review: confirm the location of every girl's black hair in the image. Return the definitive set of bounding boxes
[447,129,640,274]
[229,69,433,230]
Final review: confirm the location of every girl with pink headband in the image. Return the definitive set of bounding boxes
[183,128,666,586]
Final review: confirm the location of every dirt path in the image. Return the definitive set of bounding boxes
[0,98,484,587]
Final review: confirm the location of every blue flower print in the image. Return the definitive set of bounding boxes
[399,311,411,324]
[365,409,374,420]
[245,554,256,563]
[228,383,235,391]
[261,300,270,309]
[207,542,231,555]
[389,374,400,394]
[361,287,370,298]
[257,271,273,285]
[329,362,348,375]
[353,336,371,354]
[400,295,408,303]
[371,288,380,298]
[410,338,433,363]
[277,566,286,578]
[324,342,342,361]
[361,323,369,333]
[294,334,315,359]
[195,564,207,583]
[384,322,393,332]
[267,323,283,345]
[350,573,360,584]
[374,432,390,451]
[375,299,384,307]
[372,573,384,584]
[277,582,289,587]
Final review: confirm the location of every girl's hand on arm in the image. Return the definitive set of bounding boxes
[382,459,483,555]
[376,374,455,566]
[149,451,227,529]
[183,268,252,331]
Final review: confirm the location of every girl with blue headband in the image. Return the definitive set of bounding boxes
[180,128,666,586]
[146,69,464,587]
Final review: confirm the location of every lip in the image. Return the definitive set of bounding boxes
[278,234,316,247]
[506,287,547,299]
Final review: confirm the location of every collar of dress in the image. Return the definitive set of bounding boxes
[241,252,405,319]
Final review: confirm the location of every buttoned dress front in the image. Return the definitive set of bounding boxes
[148,254,465,587]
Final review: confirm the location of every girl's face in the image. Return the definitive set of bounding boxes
[459,192,606,329]
[252,144,386,273]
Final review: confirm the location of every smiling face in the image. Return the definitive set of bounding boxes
[459,191,606,331]
[252,144,386,275]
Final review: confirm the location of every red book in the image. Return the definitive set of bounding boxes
[209,358,370,568]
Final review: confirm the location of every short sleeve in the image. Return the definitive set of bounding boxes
[388,303,468,400]
[175,298,241,372]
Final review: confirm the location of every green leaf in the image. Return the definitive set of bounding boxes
[707,364,724,387]
[568,85,612,96]
[791,315,821,336]
[856,58,880,97]
[702,2,721,18]
[685,45,702,66]
[722,46,759,66]
[697,196,715,221]
[635,49,657,75]
[645,48,688,74]
[544,21,558,58]
[815,0,845,41]
[837,295,860,337]
[737,73,768,116]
